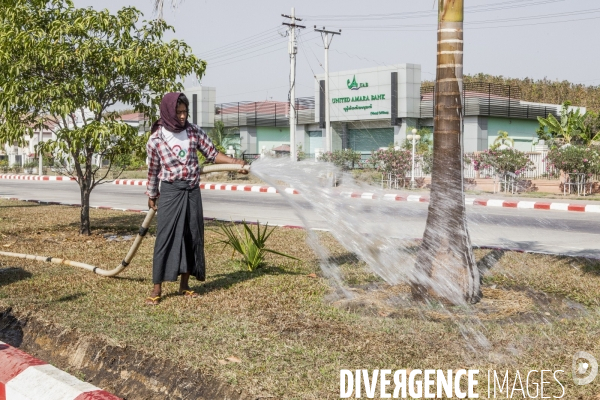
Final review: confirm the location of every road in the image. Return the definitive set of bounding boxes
[1,180,599,258]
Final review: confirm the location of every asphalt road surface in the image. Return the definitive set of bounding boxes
[1,180,599,258]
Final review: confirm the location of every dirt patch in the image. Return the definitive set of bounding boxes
[330,283,589,324]
[0,308,247,400]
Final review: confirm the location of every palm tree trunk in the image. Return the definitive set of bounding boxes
[412,0,481,304]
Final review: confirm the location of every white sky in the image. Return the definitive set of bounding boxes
[73,0,599,105]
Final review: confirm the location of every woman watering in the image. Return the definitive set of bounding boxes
[145,92,247,305]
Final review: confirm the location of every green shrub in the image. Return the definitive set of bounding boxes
[366,148,412,177]
[216,220,300,271]
[472,148,535,176]
[545,145,600,176]
[318,149,361,171]
[23,160,38,169]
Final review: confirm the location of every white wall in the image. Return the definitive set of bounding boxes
[184,86,216,129]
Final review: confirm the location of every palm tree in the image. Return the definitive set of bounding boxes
[493,130,514,149]
[412,0,481,304]
[153,0,183,19]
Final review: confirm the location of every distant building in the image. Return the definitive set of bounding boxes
[207,64,584,157]
[118,112,147,134]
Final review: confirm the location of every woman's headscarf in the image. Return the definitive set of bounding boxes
[151,92,189,134]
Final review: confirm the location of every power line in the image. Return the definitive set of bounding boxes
[300,0,563,21]
[337,7,600,30]
[203,35,287,61]
[208,33,320,68]
[198,25,282,57]
[206,36,288,63]
[341,14,600,32]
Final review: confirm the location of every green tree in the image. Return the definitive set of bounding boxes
[491,130,514,149]
[414,0,481,304]
[208,120,240,155]
[580,111,600,146]
[318,149,361,171]
[0,0,206,234]
[545,145,600,176]
[537,102,586,146]
[403,127,433,154]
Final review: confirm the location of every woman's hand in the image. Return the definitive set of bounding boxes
[214,152,249,174]
[148,197,158,211]
[233,158,249,174]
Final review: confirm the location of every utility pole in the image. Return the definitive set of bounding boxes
[314,26,340,153]
[38,126,42,177]
[282,8,305,162]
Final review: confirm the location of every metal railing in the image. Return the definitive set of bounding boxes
[242,154,262,164]
[215,97,315,128]
[420,83,561,120]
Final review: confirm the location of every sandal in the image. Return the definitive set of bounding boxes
[145,295,161,306]
[179,289,199,298]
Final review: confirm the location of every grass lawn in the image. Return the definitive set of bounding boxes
[0,198,599,398]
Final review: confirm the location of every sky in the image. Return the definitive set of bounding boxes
[73,0,600,106]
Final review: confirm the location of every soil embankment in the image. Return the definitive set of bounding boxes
[0,308,247,400]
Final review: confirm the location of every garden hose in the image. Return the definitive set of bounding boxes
[0,164,251,277]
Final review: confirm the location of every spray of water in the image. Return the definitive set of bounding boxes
[251,158,437,292]
[248,156,589,356]
[248,157,498,350]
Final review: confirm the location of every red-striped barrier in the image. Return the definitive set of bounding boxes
[0,174,75,181]
[2,175,599,214]
[0,341,120,400]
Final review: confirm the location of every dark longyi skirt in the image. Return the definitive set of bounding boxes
[152,180,206,284]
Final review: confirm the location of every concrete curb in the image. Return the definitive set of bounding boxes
[113,179,300,194]
[0,195,596,262]
[3,175,600,213]
[0,174,75,181]
[0,341,120,399]
[0,196,306,230]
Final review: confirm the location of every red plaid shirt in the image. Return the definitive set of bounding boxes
[146,124,218,198]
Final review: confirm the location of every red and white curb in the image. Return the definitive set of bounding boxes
[0,341,120,399]
[113,179,299,194]
[4,175,600,213]
[340,192,600,213]
[0,197,597,260]
[0,174,74,181]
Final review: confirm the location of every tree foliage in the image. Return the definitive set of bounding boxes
[318,149,361,171]
[545,145,600,177]
[0,0,206,234]
[426,73,600,113]
[403,127,432,154]
[366,148,413,178]
[537,102,588,147]
[208,120,240,154]
[491,130,514,149]
[471,148,535,176]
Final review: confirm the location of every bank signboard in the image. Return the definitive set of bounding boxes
[315,64,421,123]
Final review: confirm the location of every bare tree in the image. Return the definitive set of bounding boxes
[412,0,481,304]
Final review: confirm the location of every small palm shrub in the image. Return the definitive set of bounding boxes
[216,220,300,271]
